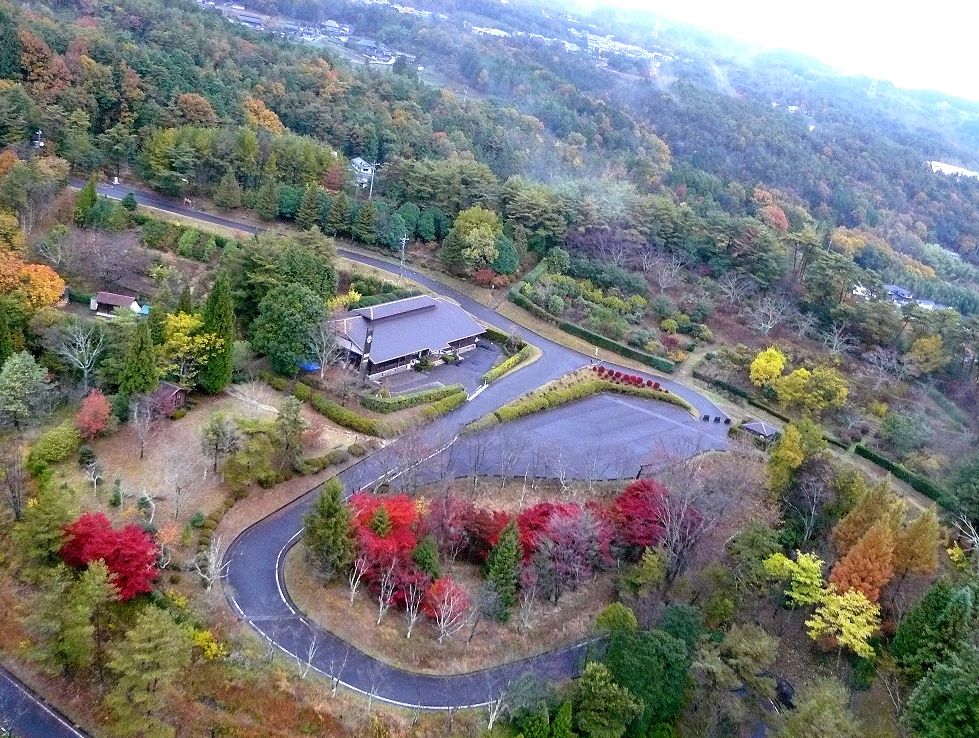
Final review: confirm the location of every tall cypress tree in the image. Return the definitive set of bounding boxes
[198,276,235,393]
[0,309,12,366]
[73,177,98,225]
[146,283,172,345]
[296,185,320,230]
[119,320,158,396]
[352,201,378,244]
[485,520,520,620]
[326,192,350,236]
[176,285,193,314]
[213,170,242,209]
[255,180,279,221]
[302,478,354,581]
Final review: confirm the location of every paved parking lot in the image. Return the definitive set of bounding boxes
[380,341,504,395]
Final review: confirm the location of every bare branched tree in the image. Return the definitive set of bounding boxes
[0,447,27,520]
[517,565,538,634]
[716,272,756,307]
[84,459,104,497]
[296,631,319,680]
[822,322,856,355]
[307,318,344,381]
[649,251,688,292]
[194,535,230,590]
[327,646,350,697]
[433,581,470,642]
[129,395,155,460]
[348,553,370,604]
[496,436,522,491]
[743,296,792,335]
[376,559,398,625]
[860,347,905,390]
[788,309,819,340]
[403,573,428,639]
[48,321,106,392]
[953,515,979,574]
[485,677,512,731]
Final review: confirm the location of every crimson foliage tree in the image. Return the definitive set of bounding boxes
[60,513,158,600]
[609,479,667,554]
[74,389,112,440]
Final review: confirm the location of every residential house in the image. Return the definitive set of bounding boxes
[90,291,141,317]
[349,156,375,188]
[330,295,485,378]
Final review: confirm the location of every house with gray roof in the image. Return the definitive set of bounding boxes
[330,295,485,377]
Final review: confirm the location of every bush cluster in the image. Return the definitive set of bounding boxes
[360,384,464,413]
[422,389,468,420]
[27,421,83,475]
[260,372,384,436]
[482,344,535,384]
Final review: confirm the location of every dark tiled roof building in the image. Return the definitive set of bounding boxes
[331,295,485,377]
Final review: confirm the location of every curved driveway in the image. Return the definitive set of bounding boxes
[93,182,728,709]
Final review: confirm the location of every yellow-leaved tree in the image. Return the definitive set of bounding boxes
[749,346,787,386]
[763,551,826,608]
[157,312,223,387]
[775,366,848,415]
[805,586,880,664]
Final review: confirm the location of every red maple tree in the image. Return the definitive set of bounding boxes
[61,513,158,600]
[74,389,112,440]
[609,479,667,552]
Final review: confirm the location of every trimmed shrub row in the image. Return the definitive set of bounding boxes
[260,372,383,436]
[422,389,468,420]
[482,344,536,384]
[560,321,675,373]
[481,326,526,349]
[360,384,464,413]
[854,444,952,508]
[509,290,556,322]
[486,372,693,428]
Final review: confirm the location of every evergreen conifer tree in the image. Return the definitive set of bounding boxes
[104,606,193,737]
[551,701,575,738]
[176,285,193,314]
[213,170,243,209]
[255,180,279,221]
[73,177,97,224]
[119,320,159,396]
[352,201,378,244]
[0,309,13,366]
[485,520,520,620]
[302,478,354,581]
[296,185,320,230]
[13,479,75,572]
[147,283,173,345]
[326,192,350,235]
[198,276,235,393]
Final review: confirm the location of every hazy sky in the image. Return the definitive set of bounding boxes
[575,0,979,101]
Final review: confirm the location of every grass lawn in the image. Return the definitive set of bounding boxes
[56,383,369,561]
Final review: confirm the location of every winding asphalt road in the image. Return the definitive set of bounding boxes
[90,181,729,710]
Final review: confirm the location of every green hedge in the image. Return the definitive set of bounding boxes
[423,390,468,420]
[508,290,557,323]
[360,384,464,413]
[260,372,383,436]
[486,376,693,427]
[521,261,550,285]
[482,325,526,349]
[482,344,535,384]
[558,321,675,373]
[854,444,952,507]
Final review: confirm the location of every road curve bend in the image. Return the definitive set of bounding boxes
[91,181,728,709]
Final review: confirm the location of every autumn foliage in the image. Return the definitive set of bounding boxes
[60,513,158,600]
[74,389,112,439]
[829,522,895,603]
[609,479,667,551]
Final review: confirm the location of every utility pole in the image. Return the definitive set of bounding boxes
[357,324,374,388]
[399,231,408,283]
[367,161,379,200]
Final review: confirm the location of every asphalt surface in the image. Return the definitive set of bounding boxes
[89,181,730,710]
[0,668,87,738]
